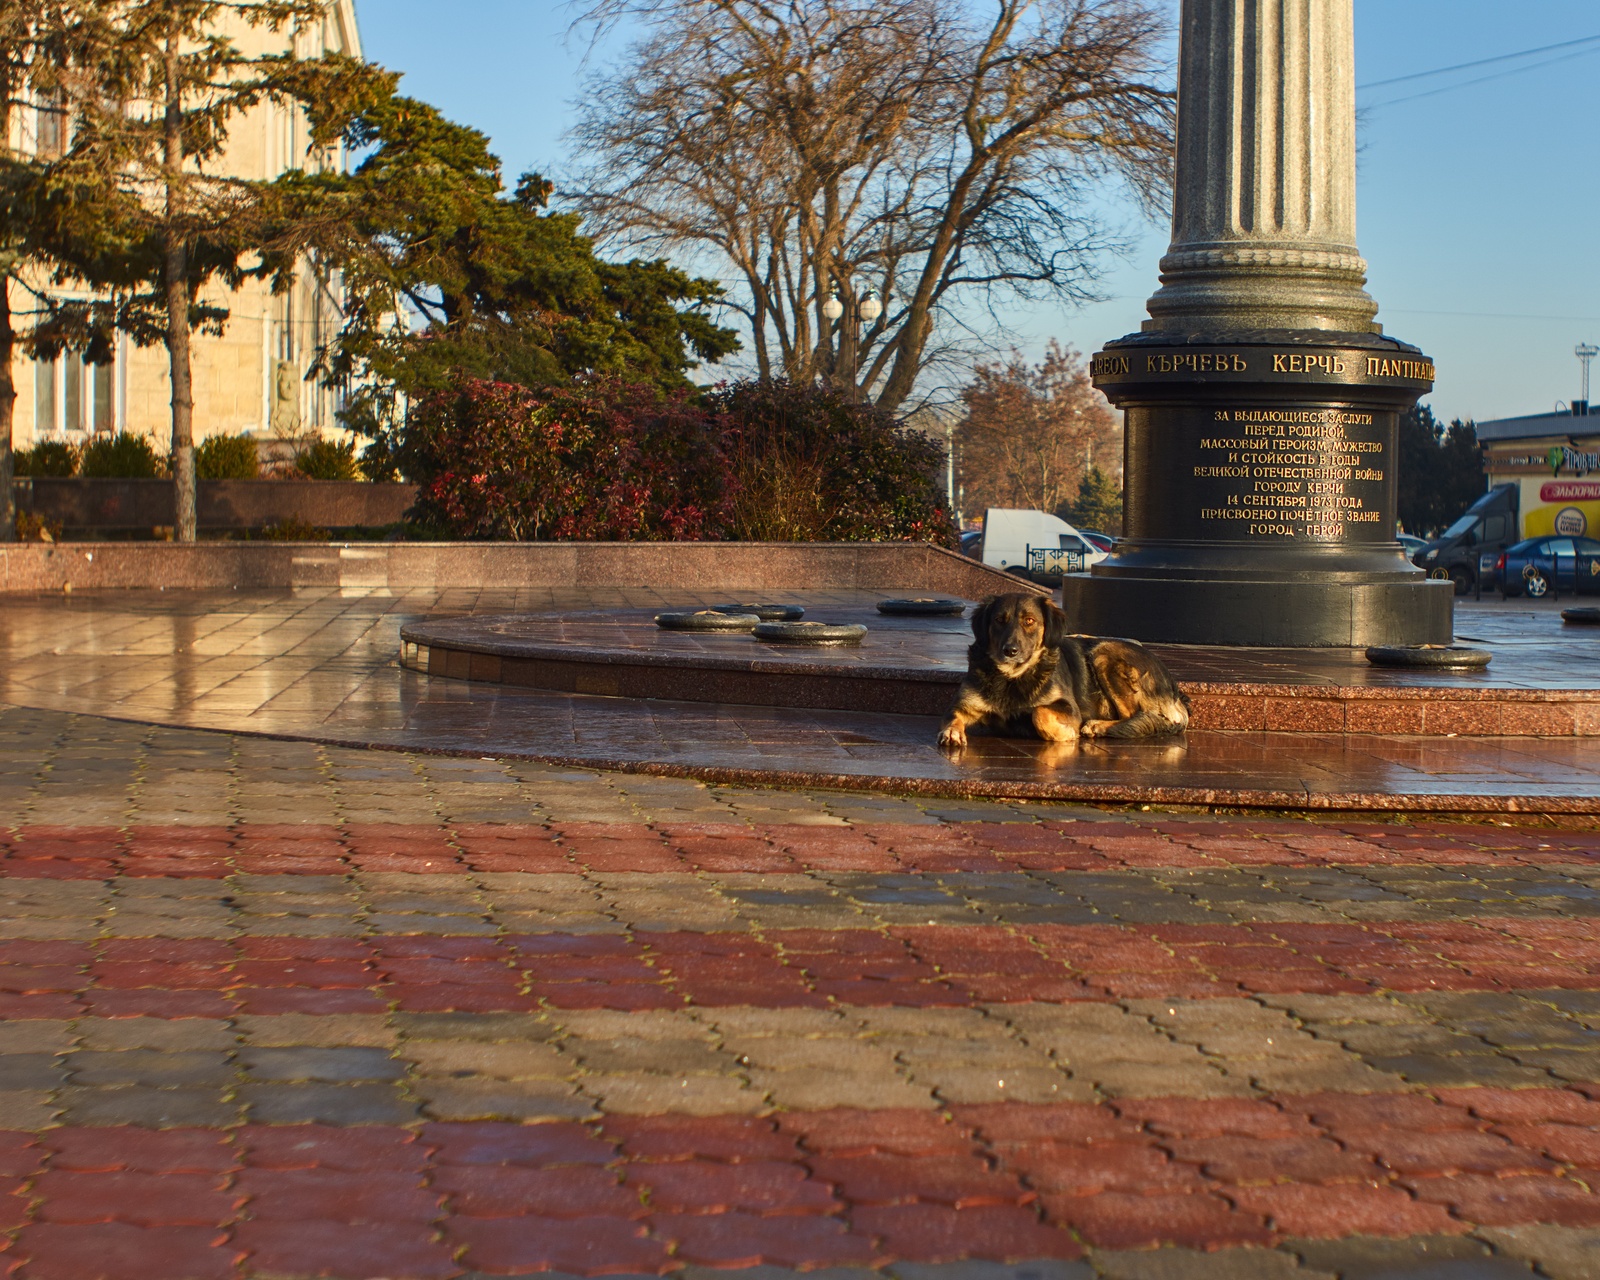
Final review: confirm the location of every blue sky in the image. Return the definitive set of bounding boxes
[357,0,1600,425]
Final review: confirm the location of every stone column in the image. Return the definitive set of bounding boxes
[1147,0,1378,334]
[1061,0,1451,648]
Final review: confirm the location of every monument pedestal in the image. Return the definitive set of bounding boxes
[1065,332,1451,647]
[1072,0,1450,647]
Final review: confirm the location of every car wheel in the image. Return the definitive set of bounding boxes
[1447,566,1473,596]
[1524,568,1550,598]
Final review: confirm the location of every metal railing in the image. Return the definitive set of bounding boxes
[1026,546,1087,579]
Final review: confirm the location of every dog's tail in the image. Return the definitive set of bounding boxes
[1100,678,1191,740]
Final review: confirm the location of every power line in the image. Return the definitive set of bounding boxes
[1357,32,1600,90]
[1363,46,1600,109]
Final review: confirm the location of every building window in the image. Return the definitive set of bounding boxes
[35,353,113,436]
[36,93,67,158]
[34,358,56,436]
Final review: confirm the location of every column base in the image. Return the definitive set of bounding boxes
[1061,572,1454,648]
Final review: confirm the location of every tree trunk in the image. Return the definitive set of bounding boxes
[162,33,195,542]
[0,277,13,544]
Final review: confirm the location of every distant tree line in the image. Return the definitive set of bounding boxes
[1398,404,1483,537]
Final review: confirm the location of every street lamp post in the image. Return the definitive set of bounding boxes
[823,285,882,396]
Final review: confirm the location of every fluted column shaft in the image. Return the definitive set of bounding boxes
[1145,0,1379,334]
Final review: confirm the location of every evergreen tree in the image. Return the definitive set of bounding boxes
[1397,403,1484,536]
[1058,464,1123,534]
[270,93,739,451]
[0,2,77,542]
[42,0,387,540]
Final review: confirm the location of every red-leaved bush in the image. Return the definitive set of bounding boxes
[404,376,735,540]
[400,372,956,545]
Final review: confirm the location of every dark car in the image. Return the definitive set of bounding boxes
[1495,536,1600,599]
[959,529,983,559]
[1076,530,1117,554]
[1416,484,1520,594]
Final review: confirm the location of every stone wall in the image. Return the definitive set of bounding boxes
[0,541,1036,598]
[15,479,418,533]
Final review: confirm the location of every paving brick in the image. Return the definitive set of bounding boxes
[231,1219,460,1279]
[12,1223,241,1280]
[602,1114,800,1163]
[1344,1129,1556,1178]
[44,1128,234,1173]
[54,1087,238,1128]
[853,1203,1082,1263]
[1090,1247,1316,1280]
[1408,1173,1600,1227]
[448,1214,673,1274]
[31,1171,239,1227]
[657,1211,879,1268]
[236,1082,417,1125]
[424,1121,617,1167]
[1003,1141,1205,1196]
[434,1164,641,1218]
[628,1160,836,1215]
[239,1124,425,1171]
[1227,1181,1464,1238]
[1042,1191,1273,1250]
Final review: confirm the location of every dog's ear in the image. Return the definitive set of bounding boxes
[1042,599,1068,650]
[972,596,997,645]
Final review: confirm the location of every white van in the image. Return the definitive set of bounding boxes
[979,508,1108,579]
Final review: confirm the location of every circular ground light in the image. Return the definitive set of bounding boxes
[655,610,762,632]
[1365,644,1492,669]
[710,603,806,621]
[753,621,868,646]
[1561,607,1600,625]
[876,598,968,617]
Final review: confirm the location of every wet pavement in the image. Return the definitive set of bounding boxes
[0,591,1597,810]
[0,704,1599,1277]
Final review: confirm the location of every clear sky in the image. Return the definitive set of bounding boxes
[357,0,1600,425]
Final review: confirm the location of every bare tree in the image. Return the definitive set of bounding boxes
[955,340,1117,516]
[572,0,1173,411]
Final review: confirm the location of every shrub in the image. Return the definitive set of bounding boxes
[195,433,260,480]
[710,379,956,546]
[13,440,79,476]
[404,375,733,540]
[295,438,360,481]
[14,511,63,542]
[79,432,164,478]
[261,515,331,541]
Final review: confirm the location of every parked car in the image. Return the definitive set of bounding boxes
[958,529,983,560]
[1397,533,1428,557]
[1076,530,1118,554]
[1415,484,1520,594]
[1495,536,1600,599]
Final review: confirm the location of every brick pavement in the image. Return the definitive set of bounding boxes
[1,706,1599,1277]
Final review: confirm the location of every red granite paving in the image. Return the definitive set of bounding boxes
[8,917,1600,1015]
[5,818,1600,1275]
[8,1093,1600,1271]
[2,820,1598,877]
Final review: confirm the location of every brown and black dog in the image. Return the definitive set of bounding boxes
[938,593,1190,751]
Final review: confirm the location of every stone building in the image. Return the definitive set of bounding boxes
[15,0,361,452]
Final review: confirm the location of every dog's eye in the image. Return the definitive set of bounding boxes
[1022,616,1035,628]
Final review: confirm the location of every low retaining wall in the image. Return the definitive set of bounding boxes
[0,540,1032,597]
[14,477,417,532]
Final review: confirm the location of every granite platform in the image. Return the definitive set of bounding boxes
[401,599,1600,738]
[1,589,1598,814]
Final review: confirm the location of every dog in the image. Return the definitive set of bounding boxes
[938,593,1190,751]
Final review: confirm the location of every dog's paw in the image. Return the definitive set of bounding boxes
[937,726,968,752]
[1079,719,1117,738]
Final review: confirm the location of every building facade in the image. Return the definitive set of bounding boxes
[15,0,361,452]
[1478,408,1600,540]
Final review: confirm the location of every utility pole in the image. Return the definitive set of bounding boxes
[1577,343,1598,412]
